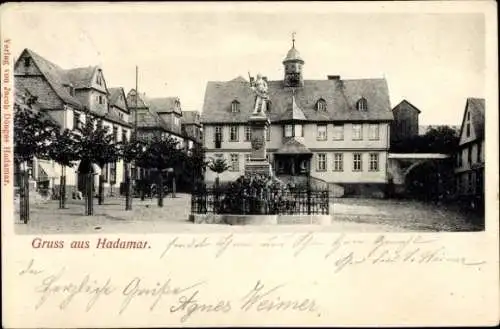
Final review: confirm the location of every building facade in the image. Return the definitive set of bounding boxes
[391,99,420,144]
[14,48,132,196]
[201,40,394,195]
[455,98,485,209]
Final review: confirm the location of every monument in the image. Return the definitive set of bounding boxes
[245,74,272,177]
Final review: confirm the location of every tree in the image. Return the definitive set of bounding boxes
[208,158,231,188]
[14,97,60,223]
[391,125,459,154]
[117,138,149,210]
[136,135,184,207]
[46,128,80,209]
[183,144,208,191]
[73,108,120,214]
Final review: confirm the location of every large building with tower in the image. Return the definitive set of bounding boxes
[201,38,394,196]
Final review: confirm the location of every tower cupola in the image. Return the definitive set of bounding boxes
[283,33,305,88]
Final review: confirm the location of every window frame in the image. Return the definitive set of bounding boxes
[352,153,363,172]
[229,125,239,142]
[230,153,239,172]
[368,124,380,140]
[316,124,327,141]
[333,153,343,172]
[369,153,379,172]
[231,100,240,113]
[284,124,294,137]
[245,126,252,141]
[316,153,327,172]
[332,124,344,140]
[352,124,363,140]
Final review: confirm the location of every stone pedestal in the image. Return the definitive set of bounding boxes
[245,113,272,177]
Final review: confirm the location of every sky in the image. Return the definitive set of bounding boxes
[2,3,486,125]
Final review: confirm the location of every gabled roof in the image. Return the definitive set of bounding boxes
[459,97,485,141]
[126,89,148,108]
[182,110,201,126]
[147,97,182,115]
[277,95,307,121]
[275,137,312,154]
[17,49,81,109]
[201,77,393,124]
[392,99,421,114]
[108,87,129,113]
[65,66,98,89]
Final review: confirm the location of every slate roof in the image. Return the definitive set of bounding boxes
[201,77,393,124]
[275,138,312,154]
[277,95,307,121]
[65,66,98,89]
[182,110,201,126]
[14,89,60,126]
[393,99,421,114]
[18,49,82,109]
[283,46,304,63]
[126,89,149,108]
[466,97,485,140]
[108,87,129,113]
[147,97,182,115]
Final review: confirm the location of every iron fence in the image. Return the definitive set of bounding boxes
[191,186,329,215]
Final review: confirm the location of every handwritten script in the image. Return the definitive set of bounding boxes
[17,233,485,323]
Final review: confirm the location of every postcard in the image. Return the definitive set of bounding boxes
[1,1,498,327]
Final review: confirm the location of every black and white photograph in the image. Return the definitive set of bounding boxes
[1,2,498,328]
[8,5,487,234]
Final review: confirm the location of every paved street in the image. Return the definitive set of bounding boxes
[12,194,481,234]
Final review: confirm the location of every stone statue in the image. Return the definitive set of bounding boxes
[251,73,269,115]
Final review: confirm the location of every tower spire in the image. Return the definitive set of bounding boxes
[292,31,296,48]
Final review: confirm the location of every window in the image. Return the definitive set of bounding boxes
[352,124,363,140]
[214,126,223,148]
[333,124,344,140]
[369,124,380,140]
[110,162,117,184]
[317,99,327,111]
[23,57,30,67]
[122,130,128,143]
[97,95,104,105]
[466,123,471,137]
[357,97,368,111]
[245,154,251,163]
[467,111,470,121]
[284,124,293,137]
[96,75,102,86]
[468,145,472,165]
[230,154,239,171]
[477,143,482,163]
[231,100,240,113]
[295,124,303,137]
[317,153,327,171]
[353,153,362,171]
[333,153,343,172]
[266,126,271,141]
[317,124,327,141]
[229,126,239,142]
[112,126,118,142]
[73,112,81,130]
[245,126,252,141]
[369,153,379,171]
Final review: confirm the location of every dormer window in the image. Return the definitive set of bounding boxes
[96,74,103,86]
[231,100,240,113]
[24,57,30,67]
[266,100,272,112]
[356,97,368,111]
[317,99,327,111]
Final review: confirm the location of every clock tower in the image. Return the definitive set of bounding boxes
[283,33,305,88]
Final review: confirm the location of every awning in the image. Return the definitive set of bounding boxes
[275,138,312,155]
[38,161,57,180]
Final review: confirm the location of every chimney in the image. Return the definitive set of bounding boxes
[327,75,340,80]
[262,76,268,82]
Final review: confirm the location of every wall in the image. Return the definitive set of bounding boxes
[391,106,419,142]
